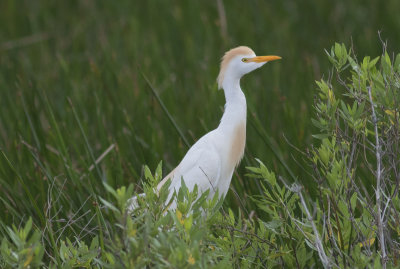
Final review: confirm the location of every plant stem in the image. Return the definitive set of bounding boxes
[141,71,191,149]
[368,86,386,267]
[297,187,331,268]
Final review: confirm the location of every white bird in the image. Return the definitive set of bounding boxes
[129,46,281,211]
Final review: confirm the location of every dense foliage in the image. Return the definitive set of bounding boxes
[1,43,399,267]
[1,1,400,268]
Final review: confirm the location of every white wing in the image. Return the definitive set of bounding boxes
[158,134,221,197]
[128,133,221,213]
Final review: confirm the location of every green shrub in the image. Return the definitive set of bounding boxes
[1,43,398,268]
[0,218,44,268]
[247,43,400,268]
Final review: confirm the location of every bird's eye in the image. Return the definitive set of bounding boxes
[241,58,248,62]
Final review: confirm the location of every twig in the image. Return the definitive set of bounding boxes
[216,0,228,43]
[368,86,387,267]
[87,144,115,172]
[213,224,276,248]
[140,71,191,149]
[294,184,331,268]
[0,32,49,51]
[278,177,332,268]
[79,143,115,180]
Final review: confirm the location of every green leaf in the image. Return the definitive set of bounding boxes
[103,182,117,198]
[89,236,99,250]
[265,219,283,232]
[60,240,69,261]
[312,133,330,140]
[6,227,22,249]
[144,165,153,181]
[348,55,361,74]
[334,43,342,59]
[394,53,400,72]
[350,192,357,209]
[381,51,392,75]
[23,217,33,241]
[184,214,193,232]
[369,56,380,69]
[99,197,120,213]
[155,161,163,181]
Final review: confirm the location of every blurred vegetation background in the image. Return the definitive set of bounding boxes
[1,0,399,223]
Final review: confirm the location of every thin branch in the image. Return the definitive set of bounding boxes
[294,184,331,268]
[0,32,49,51]
[368,86,387,266]
[216,0,229,43]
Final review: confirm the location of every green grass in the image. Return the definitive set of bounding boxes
[0,0,400,265]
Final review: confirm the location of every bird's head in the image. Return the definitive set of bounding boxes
[217,46,281,89]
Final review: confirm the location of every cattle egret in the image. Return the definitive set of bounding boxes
[129,46,281,211]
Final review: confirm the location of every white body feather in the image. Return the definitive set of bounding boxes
[128,46,280,211]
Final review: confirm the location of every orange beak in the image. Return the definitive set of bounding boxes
[247,55,282,63]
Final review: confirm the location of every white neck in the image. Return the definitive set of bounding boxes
[215,76,247,196]
[218,77,247,130]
